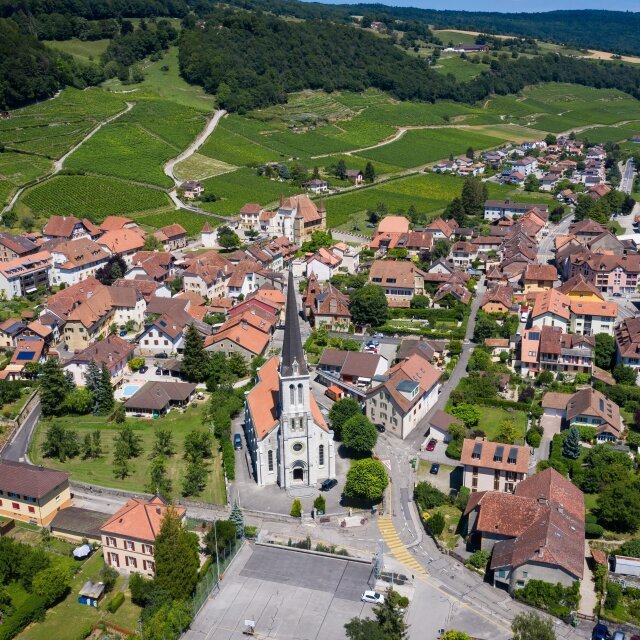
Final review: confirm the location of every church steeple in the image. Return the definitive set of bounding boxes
[280,268,308,378]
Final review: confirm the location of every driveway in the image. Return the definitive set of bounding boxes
[538,414,562,461]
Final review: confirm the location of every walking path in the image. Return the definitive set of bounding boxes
[2,101,134,215]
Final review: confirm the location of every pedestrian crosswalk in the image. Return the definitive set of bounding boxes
[378,514,427,576]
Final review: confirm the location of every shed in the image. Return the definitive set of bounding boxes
[611,555,640,577]
[78,580,105,607]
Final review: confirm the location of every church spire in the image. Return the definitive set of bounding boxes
[281,267,308,377]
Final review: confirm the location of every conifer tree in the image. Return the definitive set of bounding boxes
[562,426,582,460]
[229,501,245,538]
[182,324,209,383]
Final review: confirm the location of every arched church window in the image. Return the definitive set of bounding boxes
[298,383,303,405]
[289,384,295,405]
[268,450,273,471]
[319,445,324,466]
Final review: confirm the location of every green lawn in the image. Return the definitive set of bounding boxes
[435,56,489,81]
[30,407,226,504]
[476,407,528,442]
[44,39,110,62]
[19,552,142,640]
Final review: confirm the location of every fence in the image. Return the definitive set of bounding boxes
[192,537,244,616]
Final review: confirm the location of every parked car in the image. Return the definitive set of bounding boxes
[520,313,528,323]
[613,292,622,298]
[375,423,386,433]
[426,439,437,452]
[139,365,148,374]
[612,632,625,640]
[233,434,243,450]
[320,478,338,491]
[156,352,168,359]
[119,330,127,337]
[430,463,440,475]
[361,591,385,605]
[592,624,610,640]
[155,368,162,375]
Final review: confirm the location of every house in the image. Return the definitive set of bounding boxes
[0,318,26,348]
[180,180,204,199]
[153,224,187,251]
[97,229,145,265]
[426,410,461,443]
[204,320,271,360]
[182,252,232,299]
[0,460,71,526]
[50,238,110,287]
[317,349,388,397]
[519,326,542,377]
[369,216,411,254]
[99,216,137,233]
[531,289,570,331]
[569,299,617,337]
[123,381,197,418]
[239,203,264,231]
[201,222,216,249]
[432,160,457,173]
[126,251,175,283]
[0,251,52,300]
[404,231,434,258]
[101,496,186,575]
[542,387,623,442]
[523,264,557,293]
[0,338,47,380]
[0,232,37,262]
[138,314,189,355]
[511,156,538,176]
[261,195,326,245]
[615,318,640,382]
[485,338,510,358]
[345,169,364,185]
[484,200,548,222]
[303,179,329,194]
[305,247,342,281]
[461,438,529,493]
[330,243,360,273]
[43,216,100,241]
[365,353,442,439]
[450,241,477,268]
[571,253,640,295]
[537,326,594,376]
[112,278,171,302]
[64,333,135,387]
[557,274,604,301]
[481,286,514,315]
[433,282,471,305]
[425,217,457,241]
[309,283,351,332]
[368,260,427,305]
[465,468,584,593]
[62,286,116,351]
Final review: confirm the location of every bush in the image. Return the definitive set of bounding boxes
[414,482,451,509]
[605,582,622,610]
[446,438,463,460]
[100,565,118,593]
[222,437,235,480]
[428,511,445,536]
[0,595,46,640]
[106,592,124,613]
[526,428,542,448]
[585,523,604,539]
[455,487,470,512]
[467,550,490,570]
[290,499,302,518]
[514,580,580,617]
[129,357,145,371]
[313,495,326,513]
[129,573,153,606]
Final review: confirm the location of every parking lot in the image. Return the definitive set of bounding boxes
[184,544,376,640]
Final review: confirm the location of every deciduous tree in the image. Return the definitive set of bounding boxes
[341,413,378,455]
[344,458,388,503]
[350,284,389,328]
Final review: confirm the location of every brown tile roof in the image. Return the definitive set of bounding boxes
[10,338,45,365]
[557,274,604,300]
[205,322,270,356]
[569,298,617,318]
[318,349,384,379]
[0,251,52,279]
[112,278,162,302]
[616,318,640,359]
[46,278,104,319]
[0,460,68,499]
[566,387,622,437]
[68,333,134,368]
[240,203,263,215]
[532,289,570,321]
[429,410,462,432]
[484,338,509,348]
[52,238,109,269]
[433,282,471,304]
[315,284,350,318]
[123,381,196,411]
[369,260,425,290]
[460,438,529,474]
[67,286,114,329]
[43,216,100,238]
[524,263,557,282]
[426,217,455,238]
[154,224,187,241]
[99,216,134,232]
[541,392,572,410]
[481,285,514,310]
[98,229,145,254]
[466,491,543,537]
[245,356,280,439]
[377,216,410,234]
[101,496,185,542]
[281,194,322,224]
[0,232,37,256]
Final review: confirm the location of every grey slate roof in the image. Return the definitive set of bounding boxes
[280,268,308,377]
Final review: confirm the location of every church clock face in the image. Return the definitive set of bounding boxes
[292,442,304,453]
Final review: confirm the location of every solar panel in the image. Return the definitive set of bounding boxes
[159,320,167,327]
[16,351,35,361]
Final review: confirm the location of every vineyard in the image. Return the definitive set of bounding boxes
[134,209,220,236]
[0,153,53,208]
[19,175,170,222]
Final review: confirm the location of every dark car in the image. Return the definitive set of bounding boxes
[592,624,610,640]
[119,330,127,337]
[320,478,338,491]
[430,463,440,475]
[139,365,148,374]
[155,368,162,375]
[613,292,622,298]
[156,352,168,359]
[233,434,243,450]
[375,424,386,433]
[426,439,437,452]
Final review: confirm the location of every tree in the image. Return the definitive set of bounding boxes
[536,370,554,386]
[410,295,429,309]
[613,364,637,385]
[344,458,388,503]
[143,234,163,251]
[511,612,556,640]
[113,451,130,479]
[373,588,409,640]
[182,323,209,383]
[335,159,347,180]
[147,455,172,497]
[39,358,69,416]
[428,511,445,536]
[184,429,213,462]
[154,507,199,601]
[143,599,193,640]
[329,398,361,439]
[229,501,245,538]
[290,498,302,517]
[364,161,376,183]
[95,365,114,413]
[32,566,70,606]
[465,146,474,160]
[461,176,487,218]
[114,423,143,458]
[473,314,498,343]
[95,255,127,285]
[218,229,241,250]
[345,619,387,640]
[350,285,389,328]
[182,459,207,496]
[562,427,581,460]
[152,428,175,457]
[227,352,248,378]
[524,174,540,192]
[595,333,615,370]
[342,414,378,455]
[598,479,640,532]
[444,197,466,225]
[313,495,326,513]
[414,482,450,509]
[205,519,237,556]
[42,422,79,462]
[432,239,451,259]
[451,403,480,428]
[495,420,518,444]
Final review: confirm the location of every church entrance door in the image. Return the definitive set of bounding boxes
[292,467,304,482]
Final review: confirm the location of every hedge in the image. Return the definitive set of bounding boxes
[106,592,124,613]
[377,325,464,339]
[222,438,235,481]
[0,594,46,640]
[476,397,532,412]
[390,308,464,321]
[585,523,604,539]
[526,429,542,448]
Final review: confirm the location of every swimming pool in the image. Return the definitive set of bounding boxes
[122,384,141,398]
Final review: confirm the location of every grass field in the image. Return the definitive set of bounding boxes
[433,30,479,45]
[0,153,53,207]
[356,127,506,168]
[135,209,220,235]
[174,153,237,180]
[19,175,170,221]
[30,407,226,504]
[436,56,489,81]
[44,38,110,62]
[576,123,640,144]
[200,168,302,216]
[477,406,528,441]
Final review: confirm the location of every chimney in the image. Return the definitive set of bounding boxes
[156,507,161,514]
[242,319,248,330]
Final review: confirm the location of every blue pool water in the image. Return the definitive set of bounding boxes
[122,384,140,397]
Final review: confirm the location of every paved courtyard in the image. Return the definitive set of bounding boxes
[184,544,376,640]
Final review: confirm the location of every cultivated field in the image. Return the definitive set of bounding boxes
[174,153,237,181]
[134,209,221,235]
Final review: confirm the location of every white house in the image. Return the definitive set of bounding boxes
[50,239,110,287]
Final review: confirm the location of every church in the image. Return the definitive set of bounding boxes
[243,269,336,488]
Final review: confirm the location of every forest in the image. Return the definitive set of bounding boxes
[178,9,640,113]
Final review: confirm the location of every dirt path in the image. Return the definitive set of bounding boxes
[164,109,227,187]
[2,101,134,215]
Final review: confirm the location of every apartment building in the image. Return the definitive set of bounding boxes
[461,439,529,493]
[0,251,52,300]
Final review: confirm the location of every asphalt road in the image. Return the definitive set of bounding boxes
[1,400,40,463]
[538,212,574,263]
[620,159,635,195]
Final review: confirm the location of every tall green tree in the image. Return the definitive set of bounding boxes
[39,358,69,416]
[328,398,361,439]
[42,422,79,462]
[147,455,172,497]
[154,507,199,601]
[182,459,208,496]
[613,364,638,385]
[511,612,556,640]
[182,323,209,383]
[460,176,487,218]
[364,161,376,183]
[152,428,175,457]
[598,478,640,532]
[350,284,389,327]
[562,426,581,460]
[114,423,143,458]
[344,458,388,503]
[96,365,114,413]
[229,501,245,538]
[341,414,378,455]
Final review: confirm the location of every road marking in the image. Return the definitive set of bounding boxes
[378,515,427,575]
